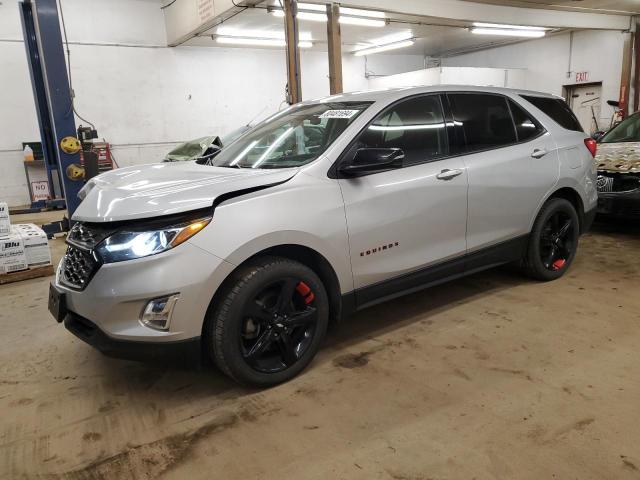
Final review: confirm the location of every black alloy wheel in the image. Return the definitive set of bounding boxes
[240,277,318,373]
[524,197,580,281]
[206,257,329,387]
[539,210,576,271]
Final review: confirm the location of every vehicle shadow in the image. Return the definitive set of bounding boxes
[325,266,532,353]
[591,215,640,236]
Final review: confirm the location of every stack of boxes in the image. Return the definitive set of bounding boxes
[0,202,52,275]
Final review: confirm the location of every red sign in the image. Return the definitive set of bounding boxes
[575,71,589,83]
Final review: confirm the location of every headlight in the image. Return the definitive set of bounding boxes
[95,216,211,263]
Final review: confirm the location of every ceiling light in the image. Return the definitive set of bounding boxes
[271,9,327,22]
[339,6,385,18]
[473,22,548,31]
[216,26,313,41]
[368,30,413,46]
[471,27,545,38]
[339,17,385,27]
[353,39,414,56]
[269,2,386,27]
[216,37,313,48]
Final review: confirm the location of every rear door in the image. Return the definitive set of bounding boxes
[446,93,559,258]
[338,94,468,304]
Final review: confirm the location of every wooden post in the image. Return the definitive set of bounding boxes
[619,31,633,118]
[326,3,343,95]
[633,22,640,113]
[283,0,302,104]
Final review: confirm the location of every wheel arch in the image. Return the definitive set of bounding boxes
[548,187,586,233]
[203,244,346,340]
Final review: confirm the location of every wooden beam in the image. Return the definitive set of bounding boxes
[620,31,633,118]
[283,0,302,104]
[326,3,343,95]
[634,23,640,113]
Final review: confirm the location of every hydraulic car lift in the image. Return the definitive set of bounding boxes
[19,0,84,236]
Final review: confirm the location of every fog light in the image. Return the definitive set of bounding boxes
[140,294,180,331]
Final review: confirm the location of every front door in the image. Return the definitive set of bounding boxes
[337,94,468,306]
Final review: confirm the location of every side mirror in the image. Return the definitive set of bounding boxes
[592,131,605,142]
[339,148,404,176]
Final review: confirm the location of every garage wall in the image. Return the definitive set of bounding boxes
[442,30,625,128]
[0,0,423,207]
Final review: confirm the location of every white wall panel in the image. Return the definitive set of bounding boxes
[442,30,625,128]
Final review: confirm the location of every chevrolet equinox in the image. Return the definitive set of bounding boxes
[49,86,598,386]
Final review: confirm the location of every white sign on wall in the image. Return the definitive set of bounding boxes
[197,0,215,22]
[30,181,50,202]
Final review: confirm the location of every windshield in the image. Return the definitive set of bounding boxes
[601,113,640,143]
[210,101,372,169]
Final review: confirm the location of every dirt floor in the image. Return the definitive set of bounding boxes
[1,211,640,480]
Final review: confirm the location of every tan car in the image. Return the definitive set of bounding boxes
[596,113,640,217]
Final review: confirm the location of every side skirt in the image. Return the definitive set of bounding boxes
[342,234,529,315]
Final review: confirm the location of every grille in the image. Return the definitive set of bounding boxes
[61,245,99,290]
[597,175,614,193]
[597,173,640,193]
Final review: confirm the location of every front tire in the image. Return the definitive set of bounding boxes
[523,198,580,281]
[205,256,329,387]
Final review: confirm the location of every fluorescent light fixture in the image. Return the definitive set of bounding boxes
[471,27,545,38]
[270,2,386,26]
[216,37,313,48]
[367,30,413,46]
[339,17,385,27]
[473,22,548,31]
[339,6,385,18]
[271,9,327,22]
[216,26,313,41]
[353,39,414,56]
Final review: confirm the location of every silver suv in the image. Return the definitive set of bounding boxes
[49,86,597,386]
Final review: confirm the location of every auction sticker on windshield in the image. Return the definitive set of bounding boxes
[319,110,360,119]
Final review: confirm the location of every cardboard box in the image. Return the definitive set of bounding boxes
[0,232,28,274]
[0,202,10,236]
[11,224,51,267]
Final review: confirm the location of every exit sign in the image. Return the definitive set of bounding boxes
[575,71,589,83]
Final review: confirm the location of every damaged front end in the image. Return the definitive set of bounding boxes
[596,142,640,217]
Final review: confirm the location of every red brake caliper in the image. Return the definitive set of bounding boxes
[552,259,566,271]
[296,281,315,304]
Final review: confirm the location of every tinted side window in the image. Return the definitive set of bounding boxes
[356,95,448,166]
[509,100,543,142]
[520,95,583,132]
[448,93,517,153]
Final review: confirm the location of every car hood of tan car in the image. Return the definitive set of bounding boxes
[596,142,640,173]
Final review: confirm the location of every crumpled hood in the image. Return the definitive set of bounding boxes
[596,142,640,173]
[73,162,298,222]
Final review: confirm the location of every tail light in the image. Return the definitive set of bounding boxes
[584,138,597,158]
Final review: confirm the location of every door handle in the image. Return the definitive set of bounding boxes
[531,148,548,159]
[436,168,463,181]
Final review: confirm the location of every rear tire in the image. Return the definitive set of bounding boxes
[205,256,329,387]
[523,198,580,281]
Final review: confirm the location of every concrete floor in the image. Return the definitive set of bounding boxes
[1,212,640,479]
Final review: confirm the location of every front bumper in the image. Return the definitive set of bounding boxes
[53,240,236,345]
[64,311,202,363]
[597,190,640,217]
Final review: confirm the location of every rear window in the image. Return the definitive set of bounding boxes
[520,95,583,132]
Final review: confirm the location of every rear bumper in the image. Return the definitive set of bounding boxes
[64,312,201,364]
